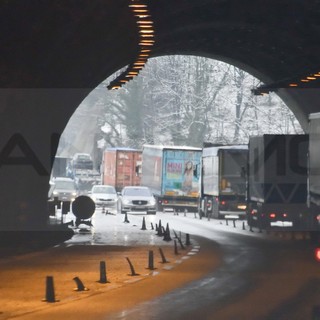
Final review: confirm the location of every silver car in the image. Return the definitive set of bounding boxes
[89,185,118,210]
[118,186,156,215]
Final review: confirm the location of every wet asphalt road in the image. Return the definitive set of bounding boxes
[99,212,319,320]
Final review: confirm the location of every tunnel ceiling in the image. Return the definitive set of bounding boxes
[1,0,320,126]
[2,0,320,87]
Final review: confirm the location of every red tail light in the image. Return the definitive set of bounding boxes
[221,200,226,205]
[163,200,168,204]
[315,248,320,262]
[283,213,288,218]
[269,213,276,219]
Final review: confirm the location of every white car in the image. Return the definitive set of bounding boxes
[90,185,118,210]
[118,186,156,215]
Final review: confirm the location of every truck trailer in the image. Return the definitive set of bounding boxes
[51,156,71,178]
[307,113,320,235]
[199,145,248,219]
[141,145,202,212]
[102,148,142,192]
[247,134,309,230]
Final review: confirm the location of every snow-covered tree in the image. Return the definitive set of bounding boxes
[60,55,304,156]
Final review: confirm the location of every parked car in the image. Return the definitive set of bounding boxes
[89,184,118,210]
[49,177,78,202]
[118,186,157,215]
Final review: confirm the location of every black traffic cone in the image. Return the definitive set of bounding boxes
[141,217,147,230]
[42,276,58,302]
[159,247,169,263]
[126,257,140,276]
[73,277,88,291]
[163,223,172,241]
[178,236,185,250]
[185,233,191,246]
[98,261,109,283]
[174,240,179,255]
[147,250,156,270]
[157,220,163,236]
[123,212,130,223]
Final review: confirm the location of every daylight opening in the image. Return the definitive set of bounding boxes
[57,55,303,170]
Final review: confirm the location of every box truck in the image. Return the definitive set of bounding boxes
[102,148,142,192]
[141,145,201,212]
[199,145,248,219]
[247,134,309,230]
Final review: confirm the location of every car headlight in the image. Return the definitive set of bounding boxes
[123,199,131,205]
[72,192,77,196]
[149,198,156,206]
[53,191,58,196]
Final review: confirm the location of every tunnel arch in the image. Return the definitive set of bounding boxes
[1,0,320,235]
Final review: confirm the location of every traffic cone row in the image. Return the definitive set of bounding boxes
[42,244,176,302]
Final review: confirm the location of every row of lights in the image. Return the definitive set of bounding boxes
[288,72,320,87]
[107,0,155,90]
[252,71,320,96]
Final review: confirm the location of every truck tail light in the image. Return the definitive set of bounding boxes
[269,213,276,219]
[283,213,288,218]
[163,200,168,204]
[315,248,320,262]
[221,200,226,205]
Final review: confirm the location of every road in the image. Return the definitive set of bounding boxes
[4,210,320,319]
[65,211,320,319]
[99,213,320,320]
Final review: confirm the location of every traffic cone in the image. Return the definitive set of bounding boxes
[73,277,88,291]
[123,212,130,223]
[126,257,139,276]
[159,247,169,263]
[157,220,163,236]
[42,276,58,302]
[178,236,185,250]
[141,217,147,230]
[163,223,172,241]
[98,261,109,283]
[174,240,179,255]
[147,250,156,270]
[185,233,191,246]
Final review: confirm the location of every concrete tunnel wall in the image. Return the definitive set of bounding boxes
[0,89,90,230]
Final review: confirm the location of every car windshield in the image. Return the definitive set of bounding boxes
[93,186,116,194]
[123,188,151,196]
[54,181,75,190]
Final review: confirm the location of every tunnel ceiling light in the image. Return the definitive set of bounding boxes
[252,70,320,95]
[107,0,155,90]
